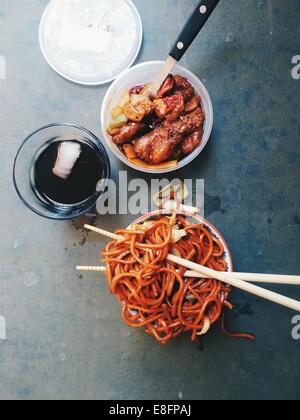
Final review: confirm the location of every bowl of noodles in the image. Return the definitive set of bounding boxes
[102,210,241,344]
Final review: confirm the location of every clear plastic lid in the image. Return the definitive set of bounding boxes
[39,0,143,85]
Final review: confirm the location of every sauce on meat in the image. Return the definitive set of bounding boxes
[108,74,205,165]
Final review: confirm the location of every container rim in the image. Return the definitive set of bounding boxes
[39,0,144,86]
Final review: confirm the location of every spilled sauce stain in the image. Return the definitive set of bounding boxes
[78,236,86,246]
[72,213,97,230]
[72,213,97,246]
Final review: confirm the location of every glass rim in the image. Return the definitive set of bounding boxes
[13,123,111,220]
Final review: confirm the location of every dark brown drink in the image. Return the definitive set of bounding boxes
[34,140,104,205]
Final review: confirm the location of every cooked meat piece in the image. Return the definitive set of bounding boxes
[172,146,184,160]
[185,96,201,113]
[182,128,204,155]
[113,122,144,145]
[173,87,194,103]
[156,75,175,98]
[133,127,183,164]
[174,75,193,90]
[153,94,185,121]
[163,108,205,135]
[173,75,195,103]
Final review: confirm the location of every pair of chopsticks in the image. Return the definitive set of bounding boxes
[78,225,300,313]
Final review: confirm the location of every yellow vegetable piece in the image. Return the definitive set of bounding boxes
[111,105,124,120]
[129,158,178,170]
[108,114,128,130]
[117,91,130,109]
[124,103,145,122]
[123,144,137,160]
[107,127,121,136]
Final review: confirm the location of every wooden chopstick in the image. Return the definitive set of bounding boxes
[84,225,123,241]
[76,264,300,286]
[184,270,300,285]
[83,224,300,285]
[76,266,106,273]
[167,255,300,312]
[84,225,300,312]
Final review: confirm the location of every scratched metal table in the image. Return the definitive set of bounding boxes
[1,0,300,400]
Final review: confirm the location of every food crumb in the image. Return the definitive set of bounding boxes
[59,353,66,362]
[78,236,86,246]
[72,214,97,230]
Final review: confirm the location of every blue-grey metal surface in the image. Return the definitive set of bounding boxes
[0,0,300,400]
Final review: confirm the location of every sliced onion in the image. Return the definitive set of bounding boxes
[171,228,187,243]
[127,222,154,232]
[197,317,211,336]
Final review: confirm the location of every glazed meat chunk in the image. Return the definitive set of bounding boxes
[182,128,204,155]
[156,75,175,98]
[109,73,206,166]
[113,122,144,145]
[163,108,205,135]
[173,75,195,103]
[153,93,185,122]
[185,96,201,113]
[174,74,193,90]
[133,127,183,164]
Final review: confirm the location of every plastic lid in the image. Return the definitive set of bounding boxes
[39,0,143,85]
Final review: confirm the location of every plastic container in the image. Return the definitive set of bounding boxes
[101,61,214,174]
[13,124,111,220]
[39,0,143,86]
